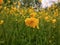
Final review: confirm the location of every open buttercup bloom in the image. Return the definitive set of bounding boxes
[25,17,39,29]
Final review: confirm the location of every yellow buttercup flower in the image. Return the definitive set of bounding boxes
[4,7,7,10]
[44,16,50,22]
[54,11,58,16]
[8,0,10,3]
[25,17,39,29]
[45,16,49,20]
[30,12,37,17]
[44,15,52,22]
[52,19,56,23]
[54,9,58,16]
[20,9,24,15]
[18,1,21,6]
[11,7,17,11]
[28,8,34,13]
[0,20,4,25]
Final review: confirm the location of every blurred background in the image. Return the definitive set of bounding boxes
[3,0,59,8]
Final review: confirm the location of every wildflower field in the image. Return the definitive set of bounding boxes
[0,0,60,45]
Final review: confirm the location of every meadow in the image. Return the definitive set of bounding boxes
[0,1,60,45]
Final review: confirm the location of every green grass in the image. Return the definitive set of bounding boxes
[0,3,60,45]
[0,14,60,45]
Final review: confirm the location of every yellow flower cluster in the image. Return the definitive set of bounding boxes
[0,1,59,29]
